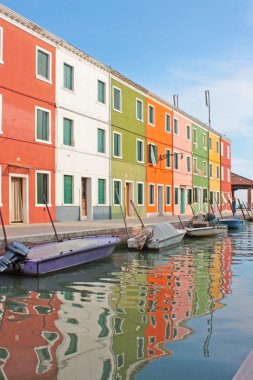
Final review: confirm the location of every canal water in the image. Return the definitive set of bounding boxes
[0,224,253,380]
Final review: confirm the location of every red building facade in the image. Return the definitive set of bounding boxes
[0,13,55,223]
[220,137,232,212]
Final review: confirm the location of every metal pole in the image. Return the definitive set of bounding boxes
[227,195,234,215]
[40,187,61,243]
[177,215,184,229]
[243,202,251,220]
[0,208,8,248]
[238,199,246,221]
[190,203,195,216]
[213,194,222,219]
[130,200,145,229]
[115,188,130,238]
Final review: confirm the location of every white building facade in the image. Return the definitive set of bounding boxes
[55,47,111,221]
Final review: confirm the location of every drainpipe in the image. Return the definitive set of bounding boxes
[109,70,112,219]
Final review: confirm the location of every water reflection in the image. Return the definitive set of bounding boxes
[0,231,236,379]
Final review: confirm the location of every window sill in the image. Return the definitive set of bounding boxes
[63,87,75,94]
[36,75,52,85]
[97,101,106,107]
[113,108,122,113]
[35,139,52,145]
[36,203,52,207]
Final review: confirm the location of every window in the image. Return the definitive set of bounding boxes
[148,105,155,125]
[98,128,105,153]
[227,168,230,182]
[209,137,212,151]
[186,125,191,140]
[174,119,178,135]
[36,172,50,205]
[0,94,2,134]
[165,149,171,168]
[166,186,171,205]
[174,187,179,205]
[174,152,179,170]
[113,180,121,205]
[187,188,192,205]
[217,191,220,205]
[216,141,219,154]
[165,113,171,132]
[193,158,197,174]
[209,163,213,178]
[136,139,144,163]
[210,191,214,205]
[64,63,74,90]
[203,189,208,203]
[137,337,144,359]
[113,132,122,158]
[216,165,220,179]
[193,187,198,202]
[193,128,197,145]
[149,184,155,205]
[137,183,144,205]
[98,80,106,104]
[221,166,224,180]
[0,27,3,64]
[221,142,224,156]
[63,118,74,146]
[203,161,207,177]
[113,87,122,112]
[36,107,50,142]
[148,144,157,165]
[36,47,51,81]
[136,99,143,121]
[64,175,73,204]
[187,156,191,173]
[203,134,207,149]
[227,145,230,159]
[98,179,106,205]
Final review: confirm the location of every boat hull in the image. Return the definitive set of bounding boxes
[5,236,120,276]
[219,219,245,229]
[185,225,228,237]
[128,230,186,251]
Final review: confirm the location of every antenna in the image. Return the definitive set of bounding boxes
[173,94,178,108]
[205,90,211,128]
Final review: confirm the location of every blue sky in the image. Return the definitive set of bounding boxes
[2,0,253,189]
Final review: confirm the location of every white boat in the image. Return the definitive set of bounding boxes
[185,224,228,237]
[127,222,186,251]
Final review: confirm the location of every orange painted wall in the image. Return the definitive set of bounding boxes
[146,98,173,215]
[0,18,55,223]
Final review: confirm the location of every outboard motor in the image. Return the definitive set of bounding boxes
[205,212,218,226]
[0,241,29,272]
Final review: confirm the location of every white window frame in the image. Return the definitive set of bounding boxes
[186,125,191,141]
[113,179,122,206]
[0,94,2,134]
[221,166,224,181]
[165,149,171,168]
[216,165,220,179]
[221,142,224,156]
[63,117,75,147]
[63,62,74,92]
[203,133,207,150]
[0,27,3,64]
[216,141,219,154]
[97,178,106,205]
[174,151,179,171]
[63,174,74,205]
[203,160,207,177]
[174,186,179,206]
[148,183,155,205]
[209,137,212,151]
[165,185,171,206]
[227,145,230,159]
[136,98,143,122]
[113,131,122,158]
[35,170,52,207]
[148,104,155,126]
[186,156,191,173]
[113,86,122,112]
[227,168,230,182]
[97,79,106,105]
[165,113,171,133]
[97,127,106,154]
[173,118,179,135]
[35,106,51,144]
[137,182,144,206]
[209,163,213,178]
[193,157,198,175]
[136,139,144,163]
[193,128,197,145]
[36,46,52,83]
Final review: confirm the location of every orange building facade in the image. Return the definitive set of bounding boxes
[0,16,56,223]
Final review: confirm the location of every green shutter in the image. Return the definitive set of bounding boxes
[38,50,49,79]
[166,151,170,167]
[98,129,105,153]
[37,109,49,141]
[114,133,120,157]
[98,179,105,204]
[166,187,171,204]
[114,181,120,205]
[63,118,72,146]
[175,188,179,204]
[64,175,73,204]
[138,183,143,205]
[64,64,73,90]
[37,173,48,204]
[98,81,105,103]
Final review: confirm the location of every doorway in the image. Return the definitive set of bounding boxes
[81,178,87,218]
[125,182,133,217]
[198,188,203,212]
[180,187,185,214]
[158,185,164,216]
[10,176,27,223]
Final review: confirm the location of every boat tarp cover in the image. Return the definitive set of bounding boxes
[149,222,179,241]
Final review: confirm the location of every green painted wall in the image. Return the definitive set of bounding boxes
[111,78,146,218]
[192,123,209,214]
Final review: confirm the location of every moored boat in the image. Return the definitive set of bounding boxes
[185,224,228,237]
[0,236,120,276]
[127,222,186,251]
[219,216,245,229]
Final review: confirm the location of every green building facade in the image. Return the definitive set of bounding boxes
[111,77,146,219]
[192,122,209,214]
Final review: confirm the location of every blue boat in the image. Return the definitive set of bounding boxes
[219,216,245,229]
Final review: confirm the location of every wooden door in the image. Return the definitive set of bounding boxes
[81,178,87,217]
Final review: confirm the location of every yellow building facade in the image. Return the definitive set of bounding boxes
[209,131,221,212]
